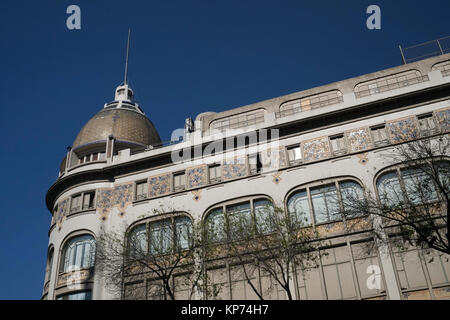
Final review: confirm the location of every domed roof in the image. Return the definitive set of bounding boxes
[72,84,161,150]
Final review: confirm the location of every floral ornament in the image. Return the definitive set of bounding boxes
[302,137,331,162]
[387,117,420,143]
[356,152,369,165]
[149,174,171,197]
[186,165,207,189]
[346,128,371,152]
[96,188,114,221]
[222,157,247,180]
[113,183,133,217]
[192,190,202,202]
[55,198,69,231]
[272,172,282,184]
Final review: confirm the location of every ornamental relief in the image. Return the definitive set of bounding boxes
[345,127,372,152]
[434,107,450,132]
[302,136,331,162]
[386,116,420,143]
[222,156,247,181]
[186,165,207,189]
[96,182,134,221]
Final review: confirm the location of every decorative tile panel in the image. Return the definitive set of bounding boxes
[345,127,372,152]
[222,156,247,181]
[386,117,420,143]
[434,107,450,132]
[113,183,133,217]
[96,188,114,221]
[260,147,286,172]
[149,173,171,197]
[302,137,331,162]
[96,183,134,220]
[55,198,69,231]
[186,165,207,189]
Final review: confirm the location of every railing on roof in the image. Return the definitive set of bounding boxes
[400,36,450,64]
[130,137,184,155]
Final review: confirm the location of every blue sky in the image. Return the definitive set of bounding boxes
[0,0,448,299]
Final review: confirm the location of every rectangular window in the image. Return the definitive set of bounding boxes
[371,125,389,146]
[135,181,148,200]
[92,153,98,161]
[82,192,95,210]
[149,221,172,255]
[417,114,437,135]
[71,194,82,212]
[330,135,346,155]
[227,202,252,240]
[173,172,186,191]
[311,184,340,224]
[287,145,302,164]
[248,153,262,175]
[209,164,222,183]
[175,217,192,250]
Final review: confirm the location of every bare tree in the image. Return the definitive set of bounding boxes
[340,133,449,255]
[96,209,217,300]
[204,201,328,300]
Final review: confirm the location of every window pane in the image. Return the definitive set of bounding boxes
[254,199,275,233]
[340,181,364,216]
[63,235,95,272]
[287,190,311,226]
[129,225,148,258]
[206,208,225,242]
[176,217,192,250]
[377,171,403,207]
[401,167,438,204]
[227,202,252,239]
[311,185,339,223]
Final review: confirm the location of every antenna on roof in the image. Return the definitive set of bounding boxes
[124,28,131,85]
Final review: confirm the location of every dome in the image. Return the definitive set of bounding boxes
[72,108,161,149]
[72,84,161,150]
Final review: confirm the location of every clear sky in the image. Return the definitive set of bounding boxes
[0,0,448,299]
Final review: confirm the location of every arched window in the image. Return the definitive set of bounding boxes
[128,215,193,257]
[376,162,448,206]
[62,235,96,272]
[287,179,364,225]
[204,197,275,242]
[45,247,54,283]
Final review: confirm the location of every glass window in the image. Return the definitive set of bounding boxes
[175,216,192,250]
[149,220,172,255]
[401,167,438,204]
[206,208,225,242]
[287,145,302,164]
[70,194,82,212]
[136,181,148,200]
[82,192,95,210]
[209,164,222,182]
[57,291,92,300]
[254,199,275,234]
[376,171,403,207]
[227,202,252,239]
[129,224,148,258]
[173,172,186,191]
[339,181,364,215]
[287,190,311,226]
[63,235,95,272]
[371,125,388,145]
[311,184,340,224]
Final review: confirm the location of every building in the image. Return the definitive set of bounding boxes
[43,52,450,300]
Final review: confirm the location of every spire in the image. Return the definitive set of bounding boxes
[124,28,131,85]
[114,29,134,102]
